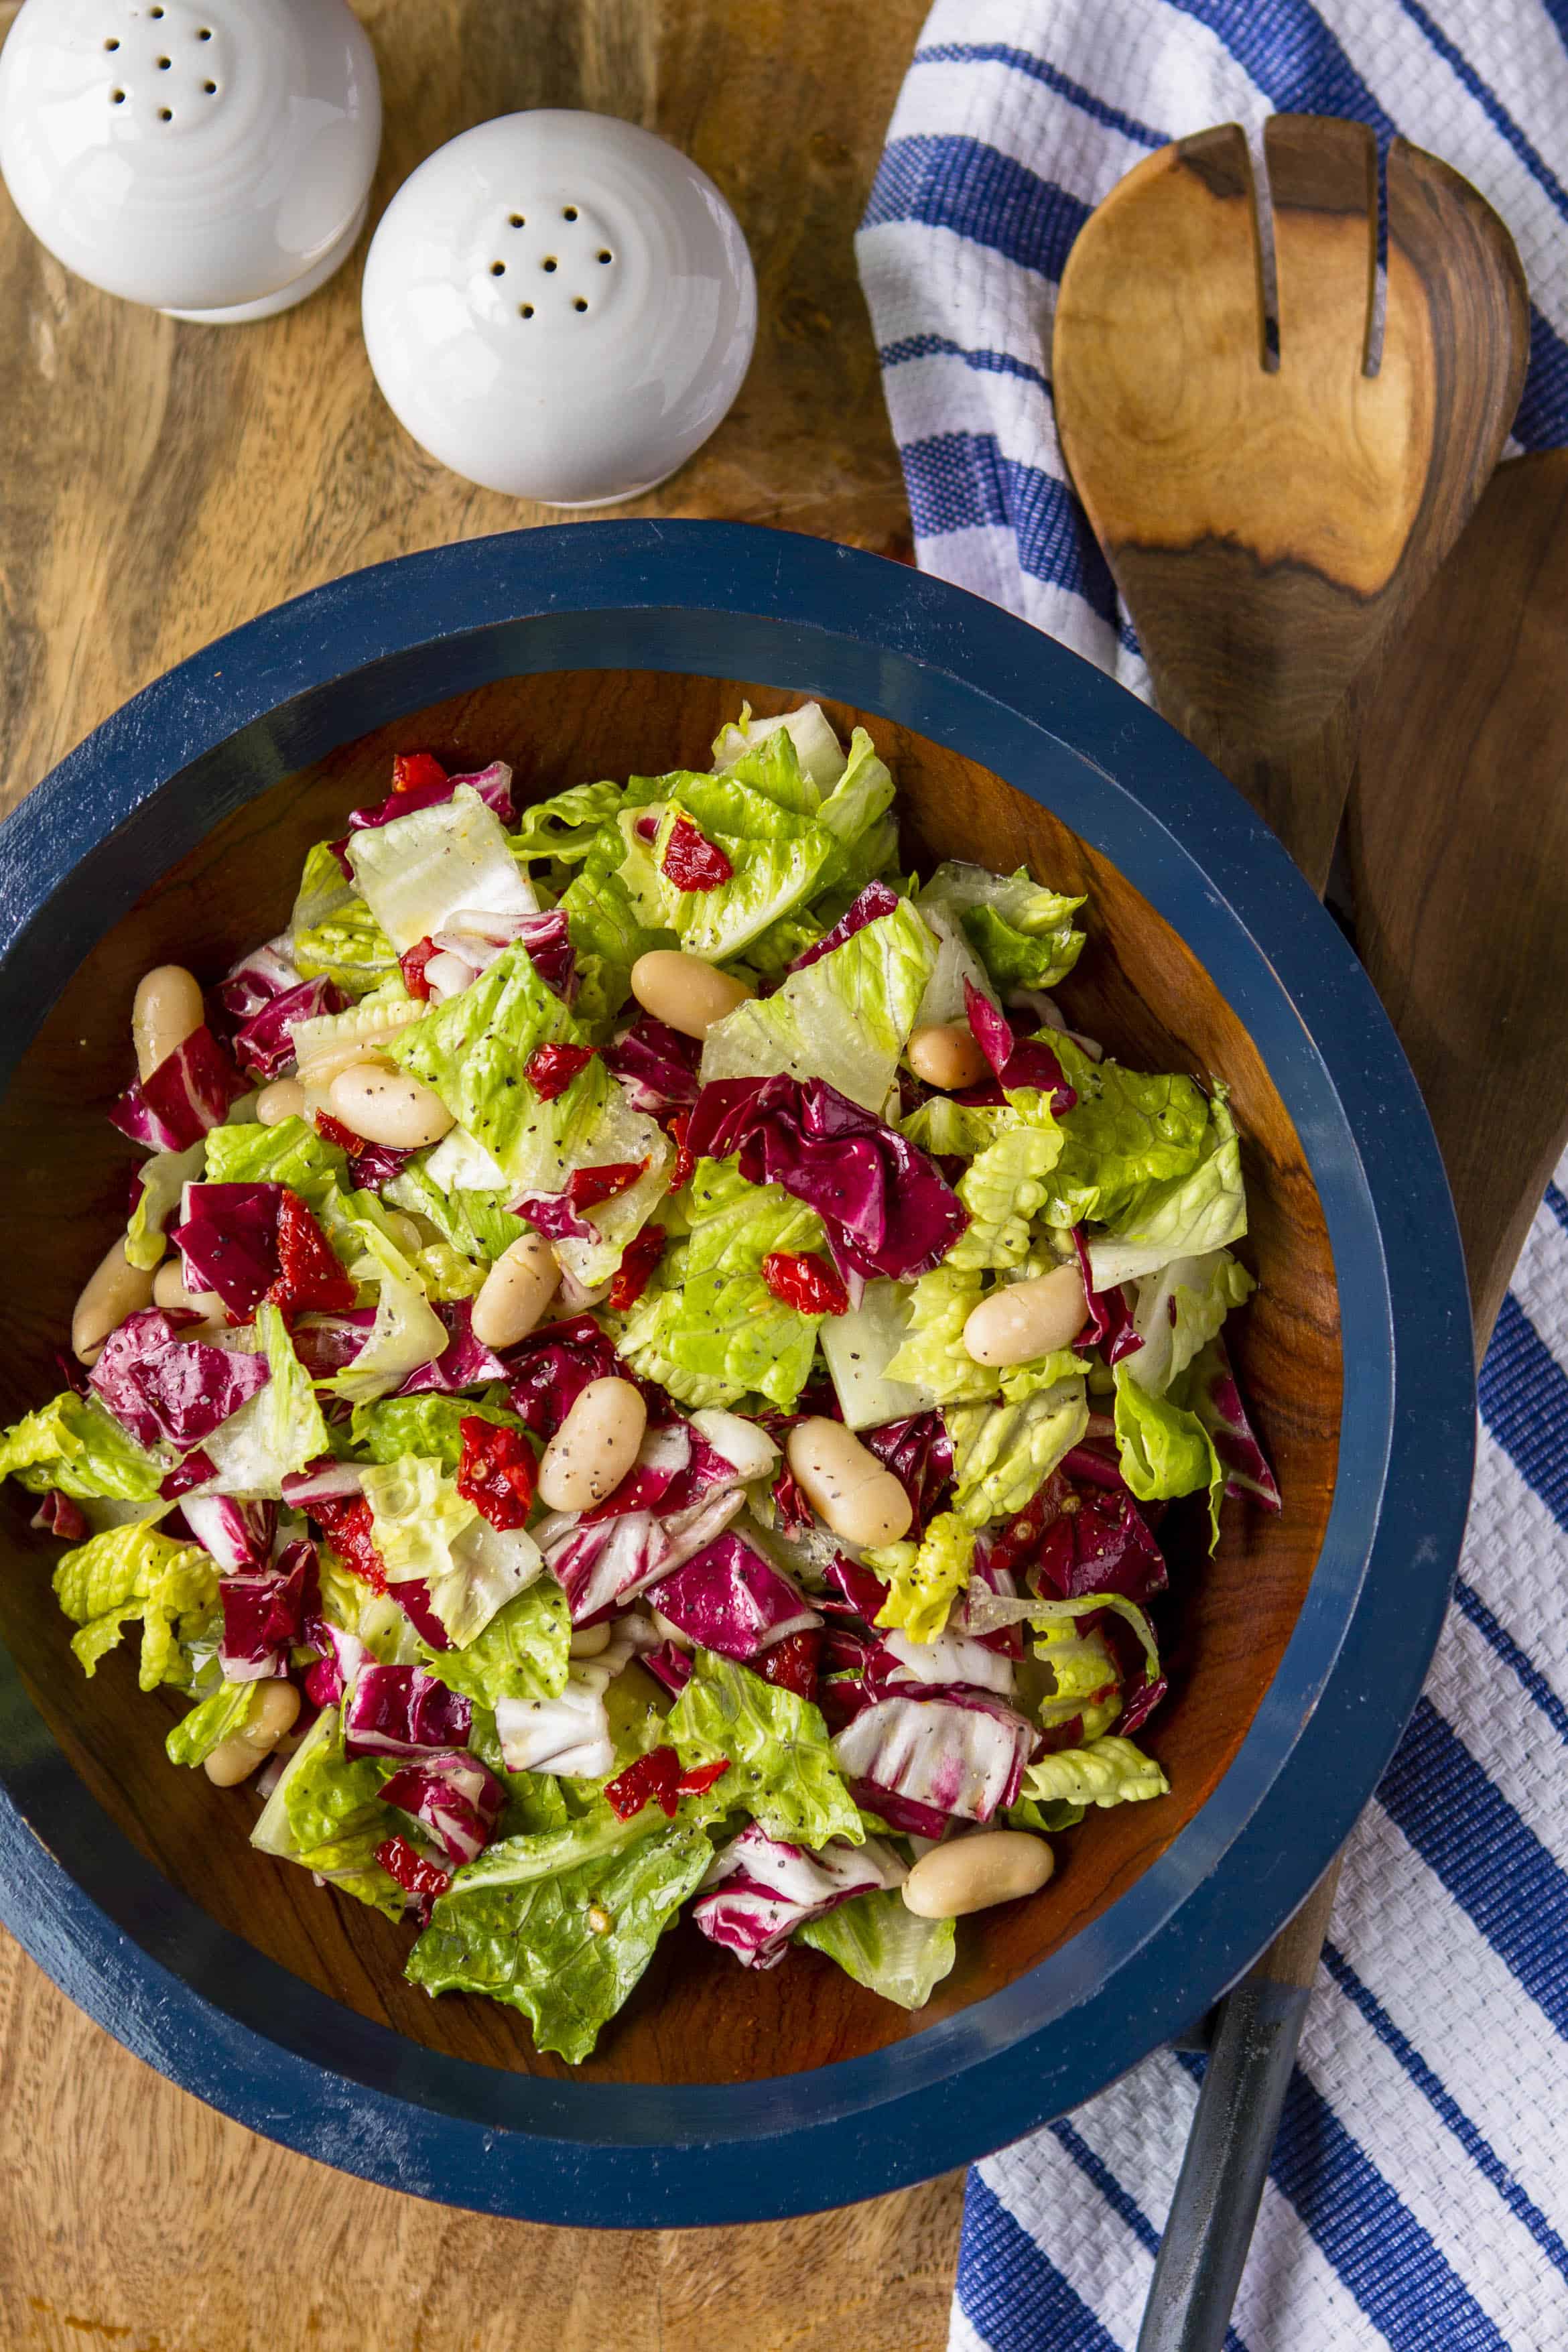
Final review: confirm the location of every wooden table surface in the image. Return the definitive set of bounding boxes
[0,3,968,2345]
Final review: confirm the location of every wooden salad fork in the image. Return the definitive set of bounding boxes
[1053,116,1527,889]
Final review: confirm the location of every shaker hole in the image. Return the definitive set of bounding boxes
[203,80,217,94]
[509,213,525,228]
[597,249,612,264]
[104,37,120,50]
[520,304,535,319]
[158,106,173,120]
[574,298,588,313]
[563,206,578,221]
[490,261,505,276]
[157,56,172,68]
[542,257,558,273]
[111,86,126,103]
[198,25,213,38]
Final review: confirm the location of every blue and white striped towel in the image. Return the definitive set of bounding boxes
[856,7,1568,2347]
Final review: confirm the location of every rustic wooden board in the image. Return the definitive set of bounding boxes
[0,2,972,2344]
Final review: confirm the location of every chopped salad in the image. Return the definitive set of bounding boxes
[1,707,1279,2061]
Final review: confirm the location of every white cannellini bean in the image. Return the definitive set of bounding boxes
[202,1681,302,1787]
[152,1258,224,1320]
[568,1622,613,1659]
[72,1239,156,1366]
[296,1038,396,1091]
[328,1062,454,1150]
[906,1021,988,1091]
[785,1418,913,1547]
[132,964,204,1082]
[471,1233,560,1350]
[963,1262,1088,1368]
[629,950,753,1040]
[902,1830,1055,1918]
[538,1378,648,1512]
[690,1407,779,1484]
[256,1076,306,1126]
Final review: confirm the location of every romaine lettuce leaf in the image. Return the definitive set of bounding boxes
[253,1301,333,1475]
[796,1885,956,2009]
[884,1266,996,1402]
[507,779,626,867]
[53,1519,218,1688]
[405,1812,714,2061]
[361,1453,542,1646]
[700,898,937,1113]
[918,860,1086,991]
[125,1139,206,1271]
[166,1678,259,1767]
[1087,1094,1248,1290]
[202,1116,348,1227]
[668,1650,862,1847]
[419,1580,570,1709]
[1018,1735,1170,1811]
[819,1278,931,1429]
[620,1159,826,1411]
[346,786,537,954]
[1,1390,164,1502]
[290,840,397,997]
[251,1706,402,1916]
[946,1378,1090,1526]
[711,702,847,795]
[945,1120,1066,1270]
[557,852,666,1031]
[318,1223,448,1407]
[864,1510,975,1644]
[1113,1361,1224,1544]
[1124,1249,1254,1396]
[617,779,839,962]
[381,1161,525,1266]
[1040,1041,1210,1229]
[899,1095,1015,1160]
[348,1390,523,1472]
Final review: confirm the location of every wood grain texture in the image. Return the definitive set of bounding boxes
[0,1,954,2341]
[1353,447,1568,1350]
[1052,116,1528,890]
[0,672,1341,2090]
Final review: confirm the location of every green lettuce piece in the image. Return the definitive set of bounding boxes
[1023,1591,1163,1704]
[405,1812,714,2061]
[620,1160,826,1411]
[318,1222,448,1407]
[811,728,898,896]
[669,1650,862,1848]
[290,838,397,996]
[420,1581,571,1709]
[1032,1620,1122,1734]
[945,1120,1066,1270]
[202,1116,348,1225]
[1,1390,164,1502]
[412,1240,486,1301]
[451,1784,696,1894]
[166,1679,259,1767]
[125,1139,206,1270]
[699,897,937,1113]
[251,1707,401,1917]
[616,791,838,964]
[253,1302,332,1475]
[818,1279,931,1429]
[712,702,847,795]
[1113,1361,1225,1545]
[1039,1039,1210,1228]
[883,1265,992,1404]
[1008,1795,1087,1834]
[381,1162,525,1266]
[348,1391,523,1473]
[1019,1736,1170,1811]
[558,852,666,1031]
[899,1094,1015,1161]
[796,1886,956,2010]
[507,779,626,866]
[53,1520,218,1689]
[1124,1249,1254,1396]
[864,1510,975,1644]
[946,1380,1090,1526]
[917,859,1086,991]
[346,787,537,956]
[387,938,587,1177]
[1088,1094,1248,1291]
[361,1451,543,1646]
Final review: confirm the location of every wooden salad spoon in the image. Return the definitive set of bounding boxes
[1052,115,1527,891]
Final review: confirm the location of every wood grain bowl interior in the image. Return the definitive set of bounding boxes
[0,669,1342,2087]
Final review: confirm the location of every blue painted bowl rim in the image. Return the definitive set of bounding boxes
[0,520,1475,2226]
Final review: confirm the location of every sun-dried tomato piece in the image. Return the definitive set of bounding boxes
[753,1629,823,1699]
[526,1042,597,1103]
[761,1251,850,1316]
[665,1108,695,1192]
[568,1159,647,1210]
[400,937,439,1000]
[606,1226,667,1312]
[314,1110,362,1153]
[603,1746,731,1821]
[267,1189,357,1315]
[455,1416,537,1531]
[375,1833,452,1902]
[661,816,734,891]
[392,752,449,794]
[312,1496,388,1594]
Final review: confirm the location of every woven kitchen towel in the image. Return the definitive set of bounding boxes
[857,9,1568,2349]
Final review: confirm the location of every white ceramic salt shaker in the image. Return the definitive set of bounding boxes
[361,110,757,506]
[0,0,381,323]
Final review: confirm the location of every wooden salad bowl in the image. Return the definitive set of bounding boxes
[0,523,1474,2225]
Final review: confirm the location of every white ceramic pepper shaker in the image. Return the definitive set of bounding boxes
[361,110,757,506]
[0,0,381,323]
